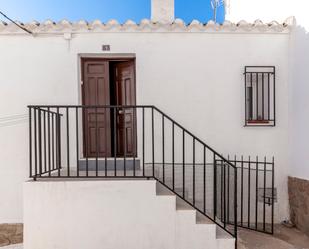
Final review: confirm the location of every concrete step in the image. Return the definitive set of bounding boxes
[155,182,235,249]
[216,226,235,249]
[176,197,195,210]
[156,182,174,196]
[196,212,213,224]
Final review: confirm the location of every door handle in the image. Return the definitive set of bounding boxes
[118,110,124,114]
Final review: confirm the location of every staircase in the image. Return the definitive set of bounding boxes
[156,182,235,249]
[24,179,235,249]
[27,105,238,249]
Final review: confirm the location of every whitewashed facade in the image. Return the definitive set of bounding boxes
[2,2,309,247]
[0,16,294,223]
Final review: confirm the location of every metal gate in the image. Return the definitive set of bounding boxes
[216,156,275,234]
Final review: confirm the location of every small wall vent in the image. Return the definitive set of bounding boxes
[258,187,277,205]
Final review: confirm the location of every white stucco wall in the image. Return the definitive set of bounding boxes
[24,180,229,249]
[226,0,309,181]
[289,25,309,180]
[0,30,290,223]
[23,180,176,249]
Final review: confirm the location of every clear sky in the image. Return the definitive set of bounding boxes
[0,0,225,24]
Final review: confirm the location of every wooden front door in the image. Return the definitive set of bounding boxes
[114,61,137,157]
[82,59,111,157]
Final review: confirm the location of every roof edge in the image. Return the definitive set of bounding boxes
[0,17,295,35]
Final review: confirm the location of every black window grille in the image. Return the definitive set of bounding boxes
[244,66,276,127]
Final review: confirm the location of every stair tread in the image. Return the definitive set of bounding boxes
[196,212,213,224]
[216,226,235,240]
[156,182,174,196]
[176,198,195,210]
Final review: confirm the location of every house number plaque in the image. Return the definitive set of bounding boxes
[102,45,111,51]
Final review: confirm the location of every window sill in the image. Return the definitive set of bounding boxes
[247,120,270,124]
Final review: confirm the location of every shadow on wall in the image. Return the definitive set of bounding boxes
[289,24,309,236]
[289,25,309,181]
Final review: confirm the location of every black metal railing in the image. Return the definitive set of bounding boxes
[217,156,275,234]
[28,107,63,177]
[28,105,238,238]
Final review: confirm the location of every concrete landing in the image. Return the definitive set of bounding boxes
[238,225,309,249]
[78,158,140,171]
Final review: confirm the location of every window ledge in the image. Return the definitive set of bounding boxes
[247,120,270,124]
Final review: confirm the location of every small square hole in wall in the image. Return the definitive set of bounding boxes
[258,187,277,205]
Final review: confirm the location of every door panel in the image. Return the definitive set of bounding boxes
[82,59,111,157]
[114,61,137,157]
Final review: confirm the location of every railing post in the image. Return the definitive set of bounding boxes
[271,157,275,234]
[51,114,55,171]
[263,156,266,232]
[95,106,98,177]
[182,130,185,198]
[75,107,79,177]
[193,138,195,206]
[59,110,62,171]
[162,114,165,183]
[248,156,251,228]
[172,122,175,190]
[203,146,206,213]
[255,156,259,230]
[142,107,145,177]
[104,107,108,177]
[84,107,89,177]
[274,68,276,126]
[223,161,226,228]
[114,107,117,177]
[152,108,155,177]
[43,110,46,173]
[29,107,32,179]
[38,109,42,176]
[124,107,127,177]
[66,107,70,177]
[213,154,217,220]
[56,107,61,176]
[34,108,37,179]
[133,107,136,177]
[240,156,244,226]
[234,165,238,242]
[47,108,51,177]
[221,160,224,220]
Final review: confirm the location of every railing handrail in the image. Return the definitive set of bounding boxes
[153,106,236,169]
[31,107,64,117]
[27,105,155,108]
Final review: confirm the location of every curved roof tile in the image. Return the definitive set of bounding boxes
[0,17,295,35]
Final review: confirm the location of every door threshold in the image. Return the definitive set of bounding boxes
[78,158,140,171]
[79,157,140,161]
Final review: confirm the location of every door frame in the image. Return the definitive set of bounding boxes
[78,54,137,159]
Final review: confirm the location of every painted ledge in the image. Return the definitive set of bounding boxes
[0,17,295,35]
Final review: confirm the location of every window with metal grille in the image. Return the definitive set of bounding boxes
[244,66,276,127]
